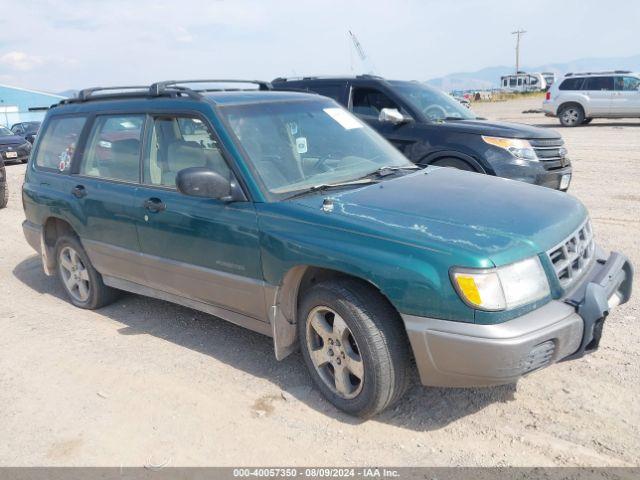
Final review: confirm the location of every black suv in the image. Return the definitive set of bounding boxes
[273,75,573,191]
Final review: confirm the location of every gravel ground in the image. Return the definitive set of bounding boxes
[0,97,638,467]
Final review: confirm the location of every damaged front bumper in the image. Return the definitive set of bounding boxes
[402,250,633,387]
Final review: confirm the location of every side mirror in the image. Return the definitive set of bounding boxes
[176,167,235,200]
[378,108,407,125]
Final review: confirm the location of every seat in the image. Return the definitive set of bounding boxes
[104,138,140,182]
[161,141,209,186]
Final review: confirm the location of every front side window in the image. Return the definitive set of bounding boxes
[351,87,401,117]
[143,116,232,188]
[509,77,517,87]
[80,115,144,182]
[221,99,412,198]
[584,76,614,91]
[394,81,476,121]
[615,76,640,91]
[34,116,86,171]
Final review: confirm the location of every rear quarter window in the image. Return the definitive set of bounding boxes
[34,116,87,172]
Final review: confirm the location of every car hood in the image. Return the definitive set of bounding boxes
[442,118,560,140]
[0,134,27,146]
[289,168,587,267]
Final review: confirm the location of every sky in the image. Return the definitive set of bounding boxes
[0,0,638,93]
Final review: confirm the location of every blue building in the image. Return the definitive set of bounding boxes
[0,84,66,127]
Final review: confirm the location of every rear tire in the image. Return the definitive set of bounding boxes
[55,235,119,309]
[558,104,585,127]
[0,185,7,209]
[298,279,411,418]
[430,157,476,172]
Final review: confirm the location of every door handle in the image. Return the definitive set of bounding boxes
[71,185,87,198]
[143,197,166,213]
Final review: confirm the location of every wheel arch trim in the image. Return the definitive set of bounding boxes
[419,150,488,174]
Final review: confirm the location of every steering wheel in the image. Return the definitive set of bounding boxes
[424,105,447,121]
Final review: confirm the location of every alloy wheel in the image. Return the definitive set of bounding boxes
[306,306,365,399]
[59,246,91,302]
[562,108,580,125]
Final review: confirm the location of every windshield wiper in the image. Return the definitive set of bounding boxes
[361,165,420,179]
[285,178,378,200]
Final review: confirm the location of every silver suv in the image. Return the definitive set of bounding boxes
[542,71,640,126]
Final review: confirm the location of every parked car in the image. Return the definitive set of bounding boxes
[0,158,7,209]
[22,80,633,418]
[543,71,640,126]
[273,75,572,191]
[0,125,32,164]
[11,121,41,144]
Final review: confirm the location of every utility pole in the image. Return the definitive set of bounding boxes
[511,29,526,74]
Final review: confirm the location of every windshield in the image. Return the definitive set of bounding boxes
[220,99,413,198]
[0,126,13,136]
[393,82,476,121]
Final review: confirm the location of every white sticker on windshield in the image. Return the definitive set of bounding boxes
[323,108,363,130]
[296,137,308,154]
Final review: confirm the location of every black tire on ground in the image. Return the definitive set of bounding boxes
[54,235,119,309]
[582,118,593,125]
[558,104,585,127]
[298,279,411,418]
[430,157,476,172]
[0,161,7,209]
[0,185,7,209]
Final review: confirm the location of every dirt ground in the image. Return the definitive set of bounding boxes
[0,97,638,467]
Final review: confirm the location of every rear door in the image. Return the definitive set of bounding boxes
[71,113,146,284]
[134,113,266,321]
[583,76,614,115]
[612,76,640,116]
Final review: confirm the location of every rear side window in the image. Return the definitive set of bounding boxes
[34,116,86,171]
[583,76,614,91]
[80,115,145,183]
[305,84,344,102]
[559,78,585,90]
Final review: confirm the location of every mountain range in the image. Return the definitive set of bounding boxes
[427,54,640,91]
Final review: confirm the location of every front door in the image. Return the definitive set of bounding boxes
[349,85,419,157]
[612,76,640,116]
[134,114,266,321]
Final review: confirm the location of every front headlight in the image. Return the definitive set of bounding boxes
[451,256,550,311]
[482,135,538,161]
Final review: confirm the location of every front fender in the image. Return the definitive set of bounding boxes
[258,209,474,324]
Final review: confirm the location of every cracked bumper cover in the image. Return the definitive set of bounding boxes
[402,250,633,387]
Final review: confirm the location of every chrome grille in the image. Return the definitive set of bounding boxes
[547,220,595,290]
[529,138,569,171]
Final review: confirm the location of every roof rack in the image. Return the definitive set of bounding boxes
[565,70,631,77]
[59,79,273,105]
[273,74,386,82]
[150,79,272,96]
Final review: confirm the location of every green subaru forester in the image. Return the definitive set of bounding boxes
[22,80,633,417]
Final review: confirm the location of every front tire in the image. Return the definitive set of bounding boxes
[558,104,585,127]
[55,235,119,309]
[298,279,411,418]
